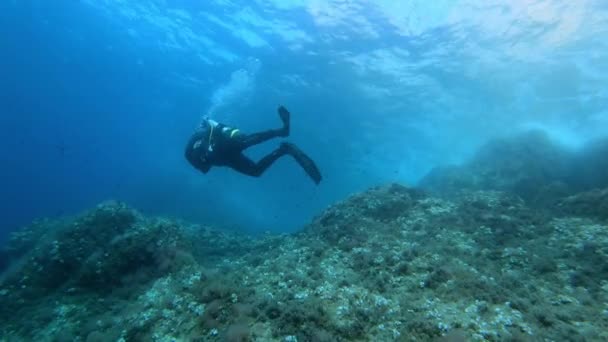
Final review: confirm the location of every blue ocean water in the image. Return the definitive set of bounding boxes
[1,0,607,241]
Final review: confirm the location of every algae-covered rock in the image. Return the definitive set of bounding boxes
[0,198,266,340]
[418,165,477,194]
[568,137,608,191]
[556,187,608,221]
[2,181,608,341]
[305,183,425,250]
[1,201,140,293]
[419,131,608,218]
[448,190,551,246]
[0,201,197,328]
[470,130,569,190]
[420,130,572,205]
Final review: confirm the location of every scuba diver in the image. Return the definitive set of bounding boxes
[185,105,322,184]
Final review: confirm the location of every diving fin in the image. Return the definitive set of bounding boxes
[278,106,290,136]
[281,142,322,185]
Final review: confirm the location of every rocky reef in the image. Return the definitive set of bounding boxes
[1,132,608,341]
[420,131,608,214]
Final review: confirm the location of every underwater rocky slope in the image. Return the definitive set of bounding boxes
[1,131,608,341]
[420,130,608,213]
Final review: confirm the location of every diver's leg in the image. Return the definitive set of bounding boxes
[229,150,288,177]
[235,129,286,150]
[233,106,291,150]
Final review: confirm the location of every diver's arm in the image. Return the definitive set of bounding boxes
[185,130,212,174]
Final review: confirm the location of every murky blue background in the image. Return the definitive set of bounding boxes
[1,0,606,241]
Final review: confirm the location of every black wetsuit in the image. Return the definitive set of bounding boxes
[185,107,322,184]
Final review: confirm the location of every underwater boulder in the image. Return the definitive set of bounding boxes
[2,217,65,263]
[419,130,572,207]
[304,183,425,250]
[556,187,608,221]
[0,201,198,321]
[0,201,140,294]
[566,137,608,191]
[448,190,550,247]
[527,180,572,210]
[310,183,424,226]
[418,165,478,196]
[353,183,426,222]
